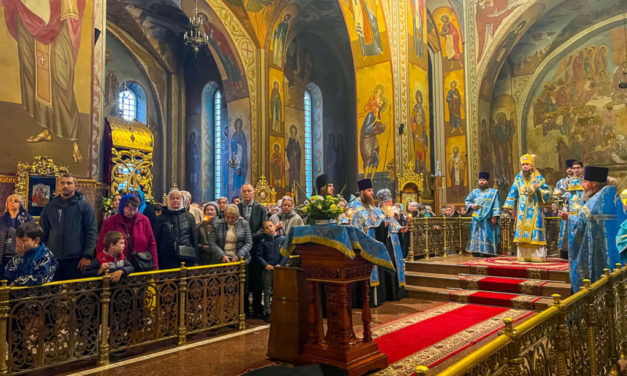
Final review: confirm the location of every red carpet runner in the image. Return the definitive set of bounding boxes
[461,256,568,279]
[373,303,532,373]
[449,290,542,309]
[459,276,548,295]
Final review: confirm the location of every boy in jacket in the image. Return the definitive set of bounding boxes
[255,220,286,322]
[5,222,58,286]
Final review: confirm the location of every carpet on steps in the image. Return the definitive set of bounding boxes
[449,290,542,309]
[372,303,532,375]
[461,256,568,279]
[459,275,549,295]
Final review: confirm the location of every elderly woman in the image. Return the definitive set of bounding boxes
[0,194,33,279]
[208,205,252,264]
[155,189,198,269]
[197,202,220,265]
[97,194,158,271]
[270,195,303,236]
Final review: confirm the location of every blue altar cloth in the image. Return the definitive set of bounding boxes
[280,224,395,271]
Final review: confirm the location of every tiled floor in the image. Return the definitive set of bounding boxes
[60,298,445,376]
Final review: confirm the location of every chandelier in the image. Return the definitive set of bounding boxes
[183,0,209,54]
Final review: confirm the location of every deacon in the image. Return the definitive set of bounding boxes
[561,166,621,292]
[555,160,585,259]
[350,178,387,306]
[465,172,501,257]
[375,189,406,301]
[617,189,627,265]
[503,154,551,261]
[554,159,576,201]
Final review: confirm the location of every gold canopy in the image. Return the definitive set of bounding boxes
[108,116,154,152]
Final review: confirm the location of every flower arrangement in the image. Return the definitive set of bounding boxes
[100,196,114,213]
[299,194,345,224]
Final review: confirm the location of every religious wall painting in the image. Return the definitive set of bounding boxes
[186,131,200,191]
[490,93,517,183]
[445,135,468,203]
[269,10,294,68]
[408,0,426,66]
[475,0,520,62]
[356,63,395,181]
[426,12,440,52]
[285,124,302,193]
[269,135,285,190]
[432,7,463,72]
[522,24,627,179]
[227,97,252,199]
[443,71,466,137]
[269,67,284,135]
[222,0,277,48]
[338,0,391,69]
[478,98,494,175]
[201,16,248,100]
[408,64,430,176]
[0,0,94,175]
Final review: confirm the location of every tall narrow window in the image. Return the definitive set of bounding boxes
[118,89,136,121]
[304,90,313,195]
[214,90,222,199]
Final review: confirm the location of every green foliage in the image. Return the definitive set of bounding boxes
[298,194,345,225]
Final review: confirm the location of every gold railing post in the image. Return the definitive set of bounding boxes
[238,261,246,330]
[424,218,430,261]
[501,317,523,375]
[583,279,598,375]
[408,219,415,262]
[604,268,620,375]
[442,217,448,258]
[458,217,463,255]
[552,294,568,376]
[618,264,627,360]
[99,271,111,366]
[414,365,429,375]
[178,262,188,345]
[0,281,10,375]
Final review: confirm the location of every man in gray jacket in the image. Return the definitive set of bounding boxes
[40,174,98,281]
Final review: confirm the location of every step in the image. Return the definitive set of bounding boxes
[405,272,571,298]
[405,259,571,283]
[405,286,553,311]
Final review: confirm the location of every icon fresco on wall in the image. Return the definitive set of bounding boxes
[411,89,428,174]
[230,117,248,199]
[348,0,383,56]
[409,0,425,59]
[475,0,519,61]
[285,125,301,189]
[0,0,92,173]
[271,13,291,67]
[269,138,285,189]
[360,83,389,179]
[270,81,283,134]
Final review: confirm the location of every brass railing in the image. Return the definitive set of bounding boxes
[408,216,562,260]
[413,264,627,375]
[2,261,245,375]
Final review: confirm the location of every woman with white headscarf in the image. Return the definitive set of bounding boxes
[154,189,198,269]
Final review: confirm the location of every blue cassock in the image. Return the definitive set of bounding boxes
[465,188,501,255]
[568,185,621,292]
[350,200,385,285]
[555,177,585,250]
[617,204,627,265]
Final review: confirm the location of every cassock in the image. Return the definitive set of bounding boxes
[374,207,406,301]
[465,187,501,255]
[503,170,551,261]
[556,177,585,258]
[350,199,388,306]
[567,185,621,292]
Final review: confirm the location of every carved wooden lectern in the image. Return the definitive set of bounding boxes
[294,244,388,375]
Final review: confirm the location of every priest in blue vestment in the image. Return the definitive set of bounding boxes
[554,160,585,259]
[561,166,621,292]
[465,171,501,256]
[503,154,551,261]
[616,189,627,265]
[375,188,406,300]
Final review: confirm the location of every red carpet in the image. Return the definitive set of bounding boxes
[375,304,525,365]
[449,290,541,309]
[460,276,548,295]
[461,256,568,279]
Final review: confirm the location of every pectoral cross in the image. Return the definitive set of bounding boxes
[39,55,46,65]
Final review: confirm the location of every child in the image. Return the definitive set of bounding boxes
[255,220,286,322]
[4,222,58,286]
[96,231,134,283]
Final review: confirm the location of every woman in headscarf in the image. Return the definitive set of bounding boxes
[97,194,158,271]
[197,202,220,265]
[269,195,303,236]
[0,194,33,278]
[154,189,198,269]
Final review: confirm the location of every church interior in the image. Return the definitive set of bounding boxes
[0,0,627,375]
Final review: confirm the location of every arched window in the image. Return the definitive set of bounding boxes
[304,90,313,195]
[118,89,136,121]
[214,89,223,200]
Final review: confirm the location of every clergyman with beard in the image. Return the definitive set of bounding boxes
[560,166,621,292]
[465,172,501,257]
[503,154,551,262]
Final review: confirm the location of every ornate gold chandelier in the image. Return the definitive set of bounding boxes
[183,0,209,55]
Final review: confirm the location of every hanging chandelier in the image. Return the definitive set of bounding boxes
[184,0,209,55]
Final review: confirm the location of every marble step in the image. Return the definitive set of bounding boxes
[405,272,572,298]
[405,285,554,311]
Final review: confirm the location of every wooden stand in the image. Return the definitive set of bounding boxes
[294,244,388,376]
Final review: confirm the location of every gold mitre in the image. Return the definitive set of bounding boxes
[620,189,627,206]
[520,153,536,165]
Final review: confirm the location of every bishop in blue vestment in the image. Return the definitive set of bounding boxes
[465,171,501,256]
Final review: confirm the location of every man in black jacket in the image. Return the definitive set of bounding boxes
[238,184,268,317]
[40,174,98,281]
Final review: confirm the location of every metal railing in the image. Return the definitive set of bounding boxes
[413,263,627,375]
[1,261,245,375]
[408,216,562,260]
